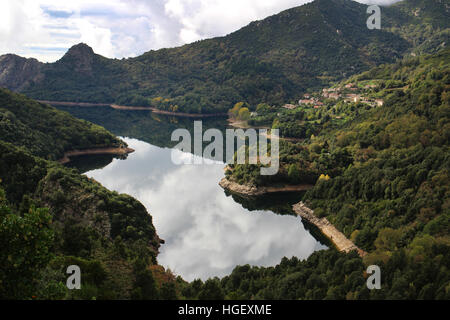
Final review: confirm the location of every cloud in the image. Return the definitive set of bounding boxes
[86,138,327,281]
[0,0,403,62]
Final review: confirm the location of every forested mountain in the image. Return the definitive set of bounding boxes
[0,88,124,160]
[0,90,166,299]
[0,0,448,113]
[0,0,448,301]
[214,48,449,299]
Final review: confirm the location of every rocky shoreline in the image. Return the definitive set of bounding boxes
[38,100,227,118]
[293,202,367,257]
[219,177,313,197]
[59,147,135,164]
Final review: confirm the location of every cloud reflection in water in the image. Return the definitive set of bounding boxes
[85,138,326,281]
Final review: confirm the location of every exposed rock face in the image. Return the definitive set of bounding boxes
[0,54,43,91]
[58,43,95,75]
[293,202,367,257]
[59,146,135,164]
[219,177,313,197]
[219,178,264,196]
[0,43,96,93]
[36,169,162,253]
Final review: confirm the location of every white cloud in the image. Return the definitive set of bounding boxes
[85,138,327,280]
[0,0,403,62]
[76,18,115,57]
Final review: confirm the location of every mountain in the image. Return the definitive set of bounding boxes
[0,88,123,160]
[0,54,43,91]
[0,89,163,299]
[205,48,450,300]
[0,0,447,114]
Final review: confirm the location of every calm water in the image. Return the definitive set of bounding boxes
[80,137,326,281]
[59,107,327,281]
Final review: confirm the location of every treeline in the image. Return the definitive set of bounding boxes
[180,245,449,300]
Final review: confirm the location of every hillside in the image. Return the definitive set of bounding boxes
[0,0,449,301]
[0,89,168,299]
[0,88,125,160]
[213,48,449,299]
[0,0,448,113]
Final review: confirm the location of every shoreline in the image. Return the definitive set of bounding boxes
[227,118,252,129]
[219,177,313,197]
[258,130,303,143]
[227,119,303,142]
[219,178,368,258]
[38,100,227,118]
[293,202,367,257]
[59,147,135,164]
[227,118,270,130]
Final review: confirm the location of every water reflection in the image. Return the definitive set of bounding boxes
[66,154,116,173]
[57,106,228,151]
[83,138,327,281]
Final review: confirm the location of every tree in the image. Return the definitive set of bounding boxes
[288,164,300,184]
[229,102,246,118]
[198,279,225,300]
[238,107,251,120]
[374,228,402,251]
[132,269,159,300]
[0,188,55,299]
[160,282,178,300]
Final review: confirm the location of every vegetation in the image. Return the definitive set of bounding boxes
[218,48,450,299]
[0,0,449,301]
[61,48,449,300]
[228,102,252,121]
[0,88,122,160]
[0,89,177,300]
[181,246,449,300]
[1,0,447,114]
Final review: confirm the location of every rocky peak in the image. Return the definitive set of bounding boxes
[60,43,96,74]
[66,43,95,57]
[0,54,43,91]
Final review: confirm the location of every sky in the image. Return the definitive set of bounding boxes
[0,0,402,62]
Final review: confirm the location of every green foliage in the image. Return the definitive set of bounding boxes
[0,0,448,301]
[287,164,301,184]
[238,107,251,121]
[0,88,121,160]
[219,48,450,300]
[229,102,246,118]
[198,279,225,300]
[132,268,159,300]
[5,0,445,113]
[0,190,54,299]
[0,88,166,300]
[0,139,164,299]
[200,237,450,300]
[303,50,450,251]
[212,251,366,300]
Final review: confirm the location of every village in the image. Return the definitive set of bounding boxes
[282,82,384,111]
[227,80,387,141]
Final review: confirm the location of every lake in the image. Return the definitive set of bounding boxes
[61,107,327,281]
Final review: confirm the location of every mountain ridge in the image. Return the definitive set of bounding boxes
[0,0,448,113]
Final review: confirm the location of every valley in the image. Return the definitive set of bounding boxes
[0,0,448,301]
[69,137,326,281]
